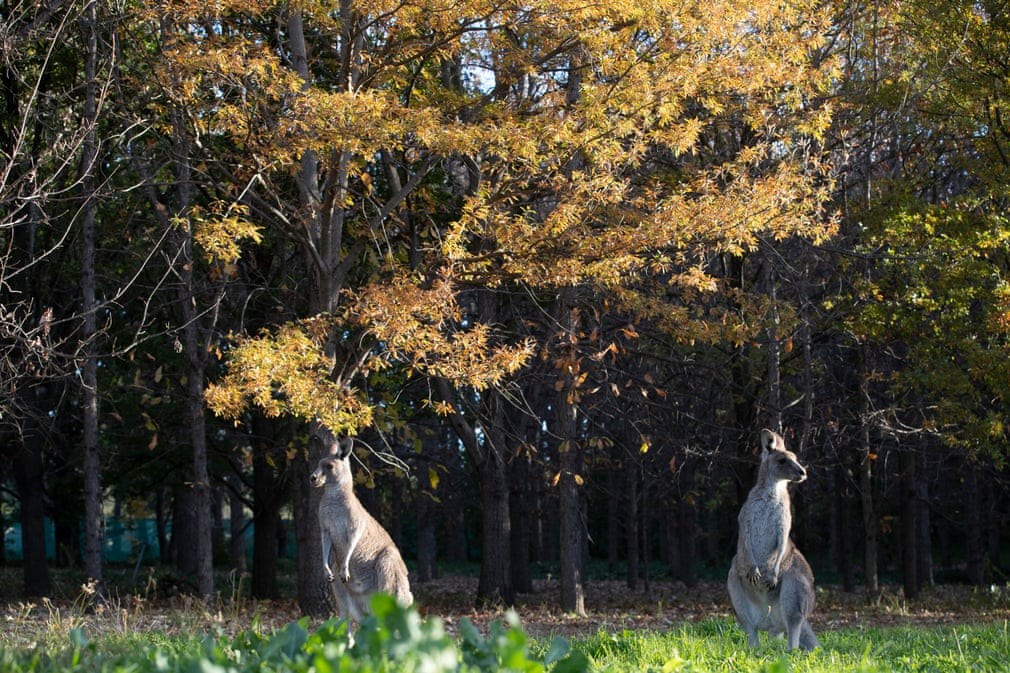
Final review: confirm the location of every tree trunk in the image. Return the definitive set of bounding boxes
[443,425,470,564]
[285,6,350,615]
[900,444,918,599]
[556,292,586,616]
[983,460,999,583]
[765,259,782,431]
[251,416,281,598]
[228,474,247,575]
[416,484,437,583]
[293,424,329,615]
[859,351,879,597]
[14,384,51,597]
[832,462,856,592]
[169,99,215,601]
[916,449,932,588]
[172,486,196,575]
[677,459,698,588]
[477,437,513,606]
[641,475,650,593]
[625,458,639,590]
[80,0,103,589]
[509,448,533,594]
[965,460,985,586]
[607,465,620,576]
[558,447,585,614]
[436,377,513,605]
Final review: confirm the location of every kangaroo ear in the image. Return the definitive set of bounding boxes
[760,429,780,453]
[336,436,354,460]
[324,435,343,457]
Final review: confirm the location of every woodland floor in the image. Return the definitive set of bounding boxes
[3,567,1010,643]
[413,575,1010,639]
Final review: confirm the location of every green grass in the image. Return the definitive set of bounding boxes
[3,593,1010,672]
[576,618,1010,672]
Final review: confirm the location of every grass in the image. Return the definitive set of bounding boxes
[3,605,1010,672]
[576,619,1010,672]
[4,568,1010,671]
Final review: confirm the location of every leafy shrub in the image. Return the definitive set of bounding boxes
[0,594,588,673]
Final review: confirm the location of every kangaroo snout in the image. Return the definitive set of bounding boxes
[791,463,807,483]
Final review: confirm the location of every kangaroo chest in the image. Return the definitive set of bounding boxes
[740,490,791,563]
[319,491,364,550]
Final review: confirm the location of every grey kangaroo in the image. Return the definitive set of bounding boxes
[311,436,413,622]
[727,429,819,650]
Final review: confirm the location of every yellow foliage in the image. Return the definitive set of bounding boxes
[191,203,263,264]
[171,0,840,431]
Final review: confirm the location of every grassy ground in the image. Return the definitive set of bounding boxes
[2,567,1010,671]
[575,620,1010,671]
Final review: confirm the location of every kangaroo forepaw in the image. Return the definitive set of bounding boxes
[325,570,335,583]
[746,566,762,586]
[340,571,350,583]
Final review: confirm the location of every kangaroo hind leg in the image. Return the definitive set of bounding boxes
[778,572,817,651]
[727,566,763,648]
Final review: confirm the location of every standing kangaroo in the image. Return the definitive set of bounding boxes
[311,436,413,622]
[727,429,819,651]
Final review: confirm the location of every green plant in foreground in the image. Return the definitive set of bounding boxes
[4,597,1010,673]
[0,594,587,673]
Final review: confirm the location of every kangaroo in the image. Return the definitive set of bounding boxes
[311,436,413,622]
[727,429,819,651]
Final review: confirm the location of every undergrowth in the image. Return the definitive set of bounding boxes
[3,587,1010,672]
[0,593,586,673]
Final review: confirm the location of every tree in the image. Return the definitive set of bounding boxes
[1,0,112,596]
[79,0,108,589]
[189,0,836,612]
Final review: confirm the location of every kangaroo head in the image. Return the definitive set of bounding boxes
[759,428,807,484]
[310,436,355,489]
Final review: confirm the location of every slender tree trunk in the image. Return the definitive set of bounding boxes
[900,444,918,599]
[416,484,437,583]
[251,413,281,598]
[172,486,196,575]
[510,447,533,594]
[443,424,470,564]
[294,424,329,615]
[916,449,932,588]
[859,350,879,597]
[436,371,513,605]
[558,443,585,614]
[607,465,620,576]
[833,461,856,592]
[765,259,782,431]
[556,291,586,616]
[168,98,215,601]
[477,437,513,606]
[982,460,999,582]
[80,0,103,588]
[641,475,650,593]
[228,475,247,574]
[677,458,698,588]
[285,6,350,615]
[14,384,51,597]
[965,460,985,586]
[7,95,50,597]
[625,458,639,589]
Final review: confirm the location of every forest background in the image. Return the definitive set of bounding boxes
[2,0,1010,620]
